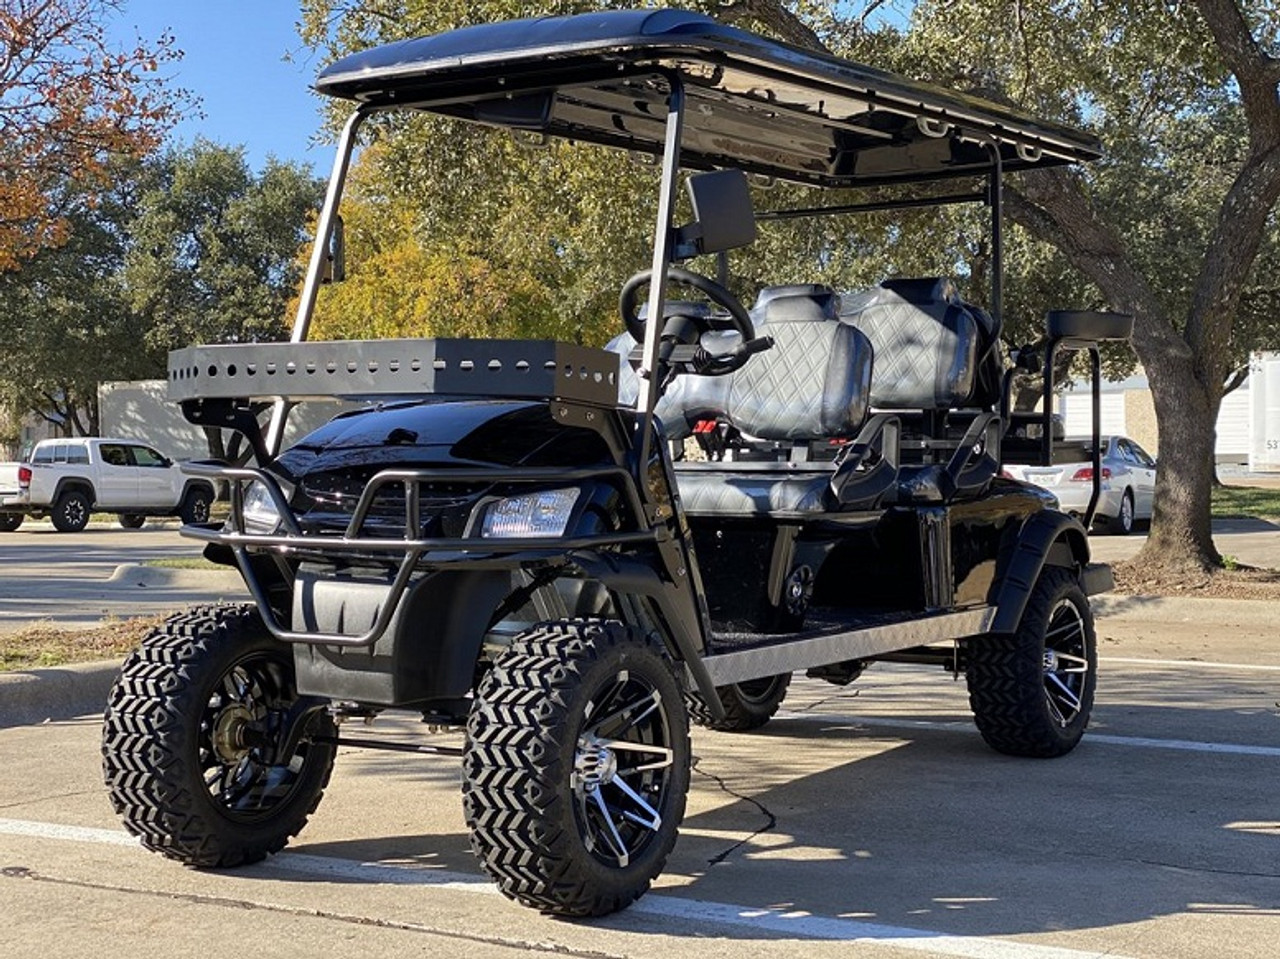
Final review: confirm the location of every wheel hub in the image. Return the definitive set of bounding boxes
[212,704,258,763]
[1043,649,1060,672]
[574,736,618,790]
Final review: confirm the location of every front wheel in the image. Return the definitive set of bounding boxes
[966,567,1096,757]
[118,513,146,529]
[0,513,22,532]
[689,672,792,732]
[464,620,691,916]
[102,603,337,867]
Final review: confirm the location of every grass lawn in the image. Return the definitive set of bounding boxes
[1211,483,1280,519]
[0,614,167,671]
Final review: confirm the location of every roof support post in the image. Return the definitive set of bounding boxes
[986,146,1004,327]
[636,74,686,474]
[265,106,369,456]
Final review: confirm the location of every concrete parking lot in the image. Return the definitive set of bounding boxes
[0,520,244,634]
[0,519,1277,958]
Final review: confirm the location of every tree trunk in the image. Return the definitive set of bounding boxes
[1137,354,1221,570]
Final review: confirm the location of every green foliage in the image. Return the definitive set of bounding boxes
[125,142,325,352]
[0,144,323,433]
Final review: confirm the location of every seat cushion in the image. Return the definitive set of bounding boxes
[676,468,831,516]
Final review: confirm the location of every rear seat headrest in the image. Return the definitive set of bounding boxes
[877,277,959,304]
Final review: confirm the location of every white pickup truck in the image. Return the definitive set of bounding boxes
[0,438,216,533]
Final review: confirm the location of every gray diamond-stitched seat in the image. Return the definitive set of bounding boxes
[610,290,875,515]
[838,277,1002,502]
[839,277,980,409]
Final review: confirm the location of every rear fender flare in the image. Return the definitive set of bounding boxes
[51,477,97,507]
[990,510,1090,634]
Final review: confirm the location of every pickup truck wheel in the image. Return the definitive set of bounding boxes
[966,567,1096,758]
[180,487,213,524]
[102,603,336,867]
[464,620,690,916]
[688,673,791,732]
[0,514,22,532]
[118,513,146,529]
[51,490,90,532]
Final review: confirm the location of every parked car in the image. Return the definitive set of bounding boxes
[1004,435,1156,534]
[0,437,216,532]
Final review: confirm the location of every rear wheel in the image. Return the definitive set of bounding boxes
[180,486,213,524]
[51,490,90,532]
[1110,489,1135,535]
[464,620,690,916]
[102,603,336,867]
[689,672,792,732]
[966,567,1096,757]
[118,513,146,529]
[0,513,22,532]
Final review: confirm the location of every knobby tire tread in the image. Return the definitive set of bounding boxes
[101,603,335,868]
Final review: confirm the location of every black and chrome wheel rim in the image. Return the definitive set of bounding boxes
[199,652,315,821]
[1043,599,1090,727]
[571,669,675,868]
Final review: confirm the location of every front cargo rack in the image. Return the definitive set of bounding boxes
[167,338,621,406]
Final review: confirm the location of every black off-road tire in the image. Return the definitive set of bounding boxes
[966,567,1096,758]
[464,620,691,917]
[688,672,792,732]
[102,603,336,867]
[118,513,146,529]
[179,486,213,524]
[0,513,22,532]
[51,490,90,532]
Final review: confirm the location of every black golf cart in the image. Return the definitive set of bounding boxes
[101,8,1131,918]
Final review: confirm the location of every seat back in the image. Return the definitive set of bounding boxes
[840,278,988,410]
[610,291,872,442]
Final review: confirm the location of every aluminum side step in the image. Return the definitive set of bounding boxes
[701,606,997,687]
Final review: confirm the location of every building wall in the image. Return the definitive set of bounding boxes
[98,380,352,461]
[1058,373,1250,463]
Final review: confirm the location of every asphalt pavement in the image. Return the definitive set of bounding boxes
[0,520,245,634]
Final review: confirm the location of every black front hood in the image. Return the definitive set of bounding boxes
[277,399,615,478]
[269,399,619,539]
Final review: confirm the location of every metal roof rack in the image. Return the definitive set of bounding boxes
[167,338,620,406]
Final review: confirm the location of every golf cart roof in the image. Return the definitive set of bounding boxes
[316,8,1101,188]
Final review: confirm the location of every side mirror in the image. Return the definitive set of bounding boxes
[322,214,345,284]
[676,169,756,257]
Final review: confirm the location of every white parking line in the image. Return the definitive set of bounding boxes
[1101,656,1280,672]
[0,817,1131,959]
[777,712,1280,757]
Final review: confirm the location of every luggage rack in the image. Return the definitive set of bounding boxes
[167,337,621,406]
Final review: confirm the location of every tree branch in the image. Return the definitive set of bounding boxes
[715,0,827,51]
[1194,0,1280,140]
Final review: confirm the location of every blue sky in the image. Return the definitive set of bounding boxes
[107,1,331,173]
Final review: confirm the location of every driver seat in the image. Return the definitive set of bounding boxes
[612,296,885,516]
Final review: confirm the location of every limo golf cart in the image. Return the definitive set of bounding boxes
[102,8,1130,918]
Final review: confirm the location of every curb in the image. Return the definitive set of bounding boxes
[107,563,245,590]
[0,659,120,728]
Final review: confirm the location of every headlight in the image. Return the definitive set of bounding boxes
[478,487,581,539]
[241,479,288,534]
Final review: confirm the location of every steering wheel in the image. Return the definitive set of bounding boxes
[619,266,758,375]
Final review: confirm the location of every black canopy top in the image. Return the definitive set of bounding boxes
[316,8,1101,188]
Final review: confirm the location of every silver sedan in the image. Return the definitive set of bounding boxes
[1004,435,1157,534]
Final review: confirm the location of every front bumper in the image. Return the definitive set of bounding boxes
[179,461,653,649]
